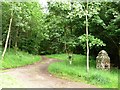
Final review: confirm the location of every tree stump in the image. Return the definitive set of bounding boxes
[96,50,110,70]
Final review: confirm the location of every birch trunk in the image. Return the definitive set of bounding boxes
[1,12,13,61]
[86,0,89,72]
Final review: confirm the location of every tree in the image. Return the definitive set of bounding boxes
[78,34,106,53]
[86,0,89,72]
[2,2,44,54]
[1,3,13,61]
[1,1,119,68]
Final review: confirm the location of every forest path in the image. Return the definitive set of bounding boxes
[1,56,97,88]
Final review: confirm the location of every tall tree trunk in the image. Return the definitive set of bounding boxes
[1,10,13,61]
[64,28,67,53]
[8,33,11,52]
[118,42,120,69]
[86,0,89,72]
[15,29,18,52]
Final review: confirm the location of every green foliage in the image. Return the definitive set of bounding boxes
[47,54,118,88]
[0,49,41,69]
[2,1,119,66]
[2,2,44,54]
[78,34,106,53]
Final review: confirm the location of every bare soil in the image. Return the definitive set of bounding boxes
[1,56,97,88]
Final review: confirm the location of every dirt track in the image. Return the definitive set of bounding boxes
[1,56,97,88]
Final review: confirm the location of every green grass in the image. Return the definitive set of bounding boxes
[47,54,118,88]
[0,49,41,69]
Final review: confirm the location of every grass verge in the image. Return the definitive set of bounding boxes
[0,49,41,69]
[47,54,118,88]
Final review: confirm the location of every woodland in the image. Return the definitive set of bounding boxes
[2,1,119,67]
[0,1,120,88]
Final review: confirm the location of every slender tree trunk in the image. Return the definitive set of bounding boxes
[86,0,89,72]
[64,27,67,53]
[8,33,11,52]
[65,42,67,53]
[15,29,18,52]
[1,11,13,61]
[118,42,120,58]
